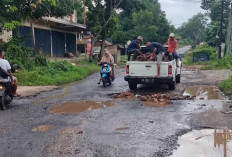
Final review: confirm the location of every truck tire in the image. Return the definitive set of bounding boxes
[168,81,176,90]
[129,82,137,90]
[176,74,181,83]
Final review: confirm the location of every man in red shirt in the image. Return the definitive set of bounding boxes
[165,33,179,67]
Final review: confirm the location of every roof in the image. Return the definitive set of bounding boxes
[42,17,87,32]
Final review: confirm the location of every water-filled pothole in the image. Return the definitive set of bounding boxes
[183,86,224,100]
[32,125,54,132]
[171,129,232,157]
[115,127,130,131]
[50,100,115,114]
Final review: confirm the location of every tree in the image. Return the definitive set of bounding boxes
[0,0,21,31]
[176,13,208,47]
[86,0,123,60]
[201,0,230,47]
[112,0,170,44]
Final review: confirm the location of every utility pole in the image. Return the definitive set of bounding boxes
[219,0,224,59]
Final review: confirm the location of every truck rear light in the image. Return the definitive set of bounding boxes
[168,65,172,75]
[126,65,129,75]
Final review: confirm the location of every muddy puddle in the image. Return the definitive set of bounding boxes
[50,100,115,114]
[0,129,7,134]
[171,129,232,157]
[115,127,130,131]
[183,86,224,100]
[32,125,54,132]
[144,101,170,108]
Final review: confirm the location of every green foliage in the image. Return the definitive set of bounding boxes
[193,44,217,59]
[220,77,232,97]
[176,13,208,47]
[204,54,232,70]
[74,1,84,23]
[15,60,100,86]
[183,44,217,65]
[5,37,33,65]
[112,0,170,44]
[34,55,49,67]
[201,0,229,46]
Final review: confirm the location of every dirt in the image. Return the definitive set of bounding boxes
[111,92,193,108]
[115,127,130,131]
[50,100,115,114]
[32,125,54,132]
[18,86,58,97]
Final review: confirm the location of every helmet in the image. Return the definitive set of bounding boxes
[169,33,175,38]
[137,36,143,41]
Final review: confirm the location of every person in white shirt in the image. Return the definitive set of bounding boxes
[0,49,19,97]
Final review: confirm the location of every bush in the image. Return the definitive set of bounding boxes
[15,60,100,86]
[220,77,232,97]
[193,44,217,60]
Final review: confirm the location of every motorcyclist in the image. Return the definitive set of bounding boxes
[97,49,115,84]
[0,49,19,97]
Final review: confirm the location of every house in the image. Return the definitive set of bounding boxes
[0,2,89,57]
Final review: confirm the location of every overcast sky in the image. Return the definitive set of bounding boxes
[158,0,205,28]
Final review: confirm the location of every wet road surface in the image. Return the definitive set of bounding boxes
[1,46,232,157]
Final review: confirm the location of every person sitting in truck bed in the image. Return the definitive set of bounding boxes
[164,33,179,67]
[146,42,165,77]
[127,36,144,61]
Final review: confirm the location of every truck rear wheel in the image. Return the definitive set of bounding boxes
[168,81,176,90]
[176,74,181,83]
[129,82,137,90]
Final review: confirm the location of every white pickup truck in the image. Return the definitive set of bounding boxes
[124,51,181,90]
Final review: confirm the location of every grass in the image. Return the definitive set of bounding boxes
[219,78,232,97]
[15,59,100,86]
[118,55,127,67]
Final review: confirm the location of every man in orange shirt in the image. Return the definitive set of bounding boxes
[165,33,179,67]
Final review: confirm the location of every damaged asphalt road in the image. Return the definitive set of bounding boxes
[1,54,232,156]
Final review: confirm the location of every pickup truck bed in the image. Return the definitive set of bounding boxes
[124,59,181,90]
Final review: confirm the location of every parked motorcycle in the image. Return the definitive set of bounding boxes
[0,82,13,110]
[100,62,114,87]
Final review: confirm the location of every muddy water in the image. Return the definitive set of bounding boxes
[171,129,232,157]
[32,125,54,132]
[50,100,115,114]
[183,86,224,100]
[0,129,7,134]
[144,101,170,108]
[115,127,130,131]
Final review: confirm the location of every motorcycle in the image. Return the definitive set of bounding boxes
[100,62,114,87]
[0,82,13,110]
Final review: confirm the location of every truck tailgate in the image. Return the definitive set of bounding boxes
[128,61,170,77]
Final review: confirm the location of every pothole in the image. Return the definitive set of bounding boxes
[115,127,130,131]
[32,125,54,132]
[0,129,7,134]
[183,86,224,100]
[171,129,232,157]
[50,100,115,114]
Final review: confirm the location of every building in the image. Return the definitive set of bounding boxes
[0,1,89,57]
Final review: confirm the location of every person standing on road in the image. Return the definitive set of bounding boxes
[165,33,179,67]
[127,36,144,61]
[146,42,165,77]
